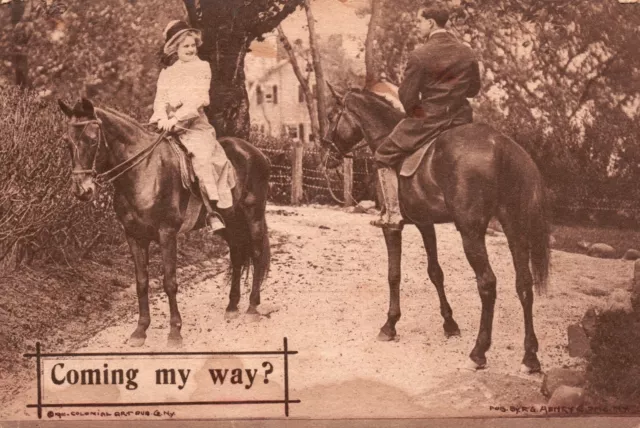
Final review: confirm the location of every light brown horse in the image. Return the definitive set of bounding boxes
[59,98,271,347]
[322,87,551,373]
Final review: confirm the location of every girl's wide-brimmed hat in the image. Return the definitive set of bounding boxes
[162,20,202,55]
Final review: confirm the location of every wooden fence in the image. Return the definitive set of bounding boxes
[255,140,376,207]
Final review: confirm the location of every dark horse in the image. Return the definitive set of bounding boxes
[58,98,271,347]
[323,87,550,373]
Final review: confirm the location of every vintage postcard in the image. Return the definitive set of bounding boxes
[1,0,640,426]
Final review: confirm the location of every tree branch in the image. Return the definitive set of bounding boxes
[277,24,320,141]
[248,0,304,39]
[569,52,618,120]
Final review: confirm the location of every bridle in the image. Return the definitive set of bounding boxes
[320,92,369,205]
[321,94,367,160]
[65,117,167,185]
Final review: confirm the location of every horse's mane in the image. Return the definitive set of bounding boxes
[348,88,406,122]
[99,107,154,135]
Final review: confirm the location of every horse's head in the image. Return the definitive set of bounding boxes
[321,83,365,169]
[58,97,103,201]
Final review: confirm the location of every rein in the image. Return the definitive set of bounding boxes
[67,119,167,185]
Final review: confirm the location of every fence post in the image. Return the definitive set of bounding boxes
[291,140,304,205]
[343,157,354,207]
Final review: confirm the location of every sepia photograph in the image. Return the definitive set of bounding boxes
[0,0,639,425]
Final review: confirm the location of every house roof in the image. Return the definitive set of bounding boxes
[249,40,278,59]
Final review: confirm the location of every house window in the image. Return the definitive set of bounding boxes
[298,123,305,142]
[256,85,263,105]
[273,85,278,104]
[286,125,298,139]
[298,85,305,103]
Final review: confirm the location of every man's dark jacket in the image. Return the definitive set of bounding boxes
[388,31,481,151]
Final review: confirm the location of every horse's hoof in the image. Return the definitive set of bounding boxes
[444,320,461,338]
[462,358,486,371]
[377,328,396,341]
[246,313,261,323]
[128,335,146,347]
[246,307,261,322]
[225,310,240,320]
[519,364,541,374]
[167,335,183,349]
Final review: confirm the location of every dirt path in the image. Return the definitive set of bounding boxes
[3,204,634,420]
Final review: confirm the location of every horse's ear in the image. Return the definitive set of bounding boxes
[326,81,344,105]
[58,99,73,117]
[81,97,95,117]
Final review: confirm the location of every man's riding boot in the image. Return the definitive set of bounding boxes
[371,167,403,230]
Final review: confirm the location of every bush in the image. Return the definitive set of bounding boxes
[586,310,640,406]
[0,87,122,269]
[479,102,640,227]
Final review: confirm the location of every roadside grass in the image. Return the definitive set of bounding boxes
[0,230,228,405]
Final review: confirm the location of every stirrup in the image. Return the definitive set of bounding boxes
[207,212,225,232]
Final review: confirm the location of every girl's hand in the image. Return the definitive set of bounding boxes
[158,117,178,131]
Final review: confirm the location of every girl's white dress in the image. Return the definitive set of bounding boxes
[150,58,235,209]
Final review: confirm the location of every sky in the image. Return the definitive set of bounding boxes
[253,0,369,60]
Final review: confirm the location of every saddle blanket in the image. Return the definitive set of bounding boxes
[167,137,202,234]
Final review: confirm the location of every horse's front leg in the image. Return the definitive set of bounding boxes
[158,228,182,348]
[126,234,151,347]
[378,228,402,341]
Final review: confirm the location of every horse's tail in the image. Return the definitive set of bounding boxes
[222,136,272,292]
[496,136,551,294]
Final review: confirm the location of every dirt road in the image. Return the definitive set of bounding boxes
[3,204,634,420]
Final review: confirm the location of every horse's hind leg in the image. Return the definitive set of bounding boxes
[247,216,269,316]
[126,235,151,347]
[497,212,541,373]
[158,228,182,348]
[459,229,497,370]
[416,224,460,337]
[224,241,244,319]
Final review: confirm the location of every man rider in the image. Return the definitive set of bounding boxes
[372,4,481,229]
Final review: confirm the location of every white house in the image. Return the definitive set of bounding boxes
[245,36,317,143]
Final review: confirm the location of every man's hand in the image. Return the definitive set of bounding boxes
[158,117,178,132]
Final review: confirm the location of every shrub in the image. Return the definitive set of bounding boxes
[0,87,122,269]
[586,310,640,406]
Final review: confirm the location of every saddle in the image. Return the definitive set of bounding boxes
[399,138,436,178]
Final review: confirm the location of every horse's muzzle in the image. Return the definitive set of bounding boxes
[71,177,96,201]
[325,152,342,169]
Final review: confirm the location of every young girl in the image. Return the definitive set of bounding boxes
[150,20,235,232]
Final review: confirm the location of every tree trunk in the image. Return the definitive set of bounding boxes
[276,25,320,143]
[183,0,303,139]
[364,0,383,89]
[11,0,33,88]
[303,0,328,138]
